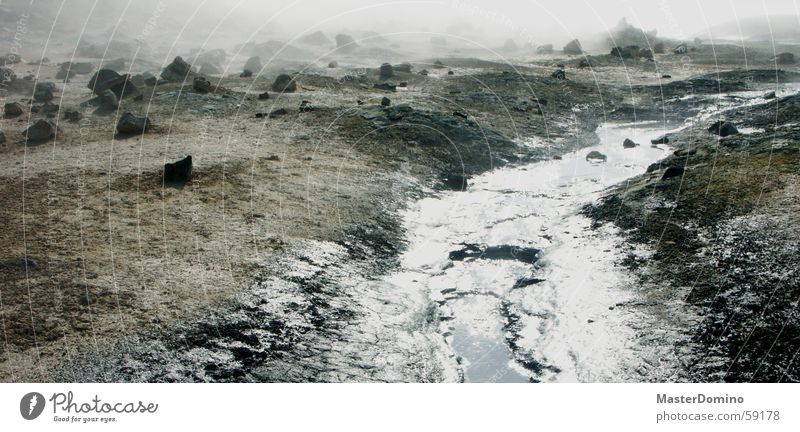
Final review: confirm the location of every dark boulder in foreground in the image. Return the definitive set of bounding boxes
[164,155,192,184]
[23,119,58,141]
[271,74,297,93]
[96,89,119,111]
[88,69,136,98]
[0,129,5,144]
[708,120,738,137]
[585,150,607,162]
[379,62,393,80]
[117,112,151,134]
[161,56,194,82]
[299,100,313,112]
[563,39,582,55]
[258,91,270,100]
[33,83,54,102]
[381,96,391,106]
[192,76,211,93]
[623,138,638,148]
[551,69,566,80]
[4,101,24,117]
[661,166,684,180]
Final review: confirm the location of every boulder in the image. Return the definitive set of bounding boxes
[33,83,54,102]
[433,59,445,69]
[441,172,469,191]
[4,102,24,117]
[622,138,638,148]
[271,74,297,93]
[161,56,194,82]
[164,155,192,183]
[117,112,151,134]
[299,100,313,113]
[192,76,211,93]
[23,119,58,141]
[63,110,82,122]
[776,52,795,65]
[764,91,776,100]
[0,129,5,144]
[240,70,253,78]
[374,82,397,92]
[378,62,393,80]
[258,91,270,100]
[297,31,331,46]
[551,69,566,80]
[653,42,665,54]
[708,121,738,137]
[96,89,119,111]
[585,150,607,162]
[651,135,670,144]
[2,53,21,64]
[536,44,553,54]
[661,166,684,180]
[244,56,262,74]
[87,69,136,98]
[563,39,582,55]
[328,60,338,68]
[381,96,391,107]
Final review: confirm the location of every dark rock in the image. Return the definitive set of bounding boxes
[116,112,151,134]
[379,62,393,80]
[161,56,194,82]
[623,138,638,148]
[551,69,566,80]
[398,81,407,87]
[373,82,397,92]
[441,172,469,191]
[578,58,592,68]
[651,135,670,144]
[419,69,429,76]
[585,150,607,162]
[764,91,776,99]
[0,129,5,144]
[776,52,795,65]
[144,76,159,86]
[41,102,59,115]
[447,70,454,75]
[244,56,262,74]
[240,70,253,78]
[661,166,684,180]
[63,110,82,122]
[33,83,54,102]
[0,67,16,86]
[673,43,687,54]
[4,102,24,117]
[78,293,94,306]
[256,108,289,119]
[328,60,338,68]
[380,96,391,107]
[164,155,192,184]
[96,89,119,111]
[2,52,21,64]
[1,257,38,270]
[707,121,738,137]
[271,74,297,93]
[563,39,582,55]
[192,76,211,93]
[453,111,468,119]
[23,119,58,141]
[299,100,313,112]
[258,91,270,100]
[87,69,136,98]
[129,74,146,87]
[662,74,672,78]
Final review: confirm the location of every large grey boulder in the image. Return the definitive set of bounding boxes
[271,74,297,93]
[563,39,582,55]
[161,56,194,82]
[23,119,58,141]
[117,112,151,134]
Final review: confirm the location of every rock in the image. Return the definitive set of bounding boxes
[78,293,93,306]
[563,39,582,55]
[96,89,119,111]
[673,43,687,54]
[117,112,151,134]
[240,70,253,78]
[453,111,468,119]
[653,42,665,54]
[41,102,59,115]
[0,129,5,144]
[447,70,454,75]
[244,56,262,74]
[578,58,592,68]
[441,172,469,191]
[610,45,641,59]
[764,91,776,99]
[328,60,338,68]
[33,83,54,102]
[164,156,192,184]
[161,56,194,82]
[381,96,391,107]
[536,44,553,54]
[0,67,16,86]
[87,69,136,98]
[63,110,82,121]
[379,62,393,80]
[708,121,738,137]
[2,52,21,64]
[776,52,795,65]
[398,81,407,87]
[585,150,607,162]
[419,69,429,76]
[393,63,412,73]
[144,76,159,86]
[129,74,146,87]
[192,76,211,93]
[256,108,289,118]
[271,74,297,93]
[23,119,58,141]
[4,102,24,117]
[335,34,357,51]
[661,166,684,180]
[103,58,126,71]
[662,74,672,79]
[623,138,638,148]
[258,91,270,100]
[551,69,566,80]
[299,100,313,112]
[373,82,397,92]
[651,135,670,144]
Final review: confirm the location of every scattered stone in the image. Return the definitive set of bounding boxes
[776,52,795,65]
[271,74,297,93]
[63,110,82,121]
[661,166,684,180]
[328,60,338,68]
[164,155,192,184]
[23,119,58,141]
[563,39,582,55]
[87,69,136,98]
[447,70,454,75]
[258,91,270,100]
[551,69,566,80]
[96,89,119,111]
[244,56,262,74]
[585,150,607,162]
[161,56,194,82]
[192,76,211,93]
[117,112,151,134]
[419,69,429,76]
[379,62,393,80]
[33,83,54,102]
[4,102,24,117]
[453,111,468,119]
[708,121,738,137]
[662,74,672,79]
[623,138,638,148]
[299,100,313,112]
[0,129,5,144]
[380,96,391,107]
[373,82,397,92]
